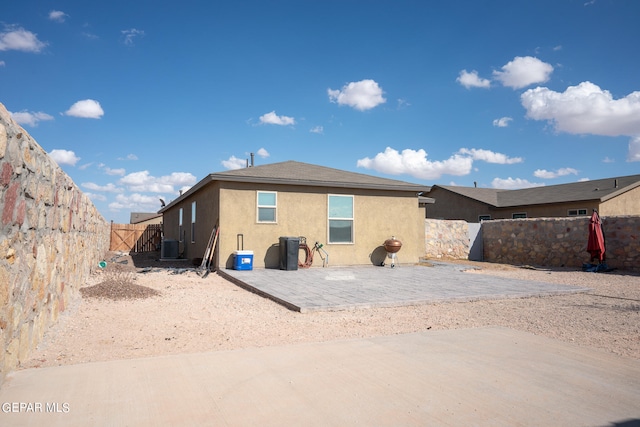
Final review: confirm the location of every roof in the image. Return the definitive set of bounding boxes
[160,161,430,213]
[433,174,640,208]
[130,212,162,224]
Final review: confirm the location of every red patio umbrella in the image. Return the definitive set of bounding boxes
[587,210,606,262]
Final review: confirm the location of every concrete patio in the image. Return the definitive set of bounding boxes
[219,262,590,312]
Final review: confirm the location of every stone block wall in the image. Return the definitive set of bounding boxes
[482,216,640,270]
[424,219,469,260]
[0,103,110,385]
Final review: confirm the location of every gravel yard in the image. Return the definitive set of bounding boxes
[21,254,640,369]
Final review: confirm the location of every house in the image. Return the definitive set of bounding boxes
[425,174,640,222]
[130,212,163,225]
[158,161,430,269]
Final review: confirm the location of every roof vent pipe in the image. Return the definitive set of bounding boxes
[615,179,618,188]
[474,181,477,188]
[250,152,255,167]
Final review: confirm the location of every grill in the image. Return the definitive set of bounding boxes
[381,236,402,268]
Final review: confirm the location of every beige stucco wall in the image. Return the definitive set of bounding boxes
[599,186,640,216]
[163,181,424,269]
[427,187,640,220]
[425,188,491,221]
[493,202,601,219]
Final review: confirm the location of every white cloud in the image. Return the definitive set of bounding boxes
[357,147,473,180]
[328,79,386,111]
[117,153,138,161]
[109,193,164,212]
[396,98,410,109]
[119,170,196,193]
[521,82,640,137]
[10,110,54,127]
[49,149,80,166]
[256,148,270,158]
[310,126,324,134]
[85,193,107,202]
[492,117,513,127]
[49,10,68,23]
[456,70,491,89]
[0,26,47,52]
[122,28,145,46]
[493,56,553,89]
[64,99,104,119]
[628,136,640,162]
[104,167,126,176]
[82,182,123,193]
[259,111,295,126]
[491,177,545,189]
[222,156,247,170]
[0,61,5,67]
[533,167,579,179]
[457,148,523,164]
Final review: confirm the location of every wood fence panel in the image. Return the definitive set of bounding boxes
[110,223,162,253]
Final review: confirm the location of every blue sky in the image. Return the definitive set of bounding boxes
[2,0,639,223]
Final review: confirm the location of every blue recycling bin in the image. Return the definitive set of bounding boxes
[233,250,254,270]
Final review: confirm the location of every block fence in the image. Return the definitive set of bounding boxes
[0,103,110,385]
[425,217,640,271]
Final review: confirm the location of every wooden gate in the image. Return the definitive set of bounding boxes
[110,223,163,253]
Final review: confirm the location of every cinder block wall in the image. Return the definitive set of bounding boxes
[0,103,110,385]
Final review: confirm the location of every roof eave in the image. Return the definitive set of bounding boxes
[159,174,430,214]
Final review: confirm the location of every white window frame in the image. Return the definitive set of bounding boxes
[568,208,588,216]
[478,215,491,221]
[191,201,196,243]
[328,194,354,244]
[179,208,184,242]
[512,212,527,219]
[257,191,277,223]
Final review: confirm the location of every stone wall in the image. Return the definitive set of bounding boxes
[423,216,640,271]
[424,219,469,260]
[0,103,110,385]
[482,216,640,270]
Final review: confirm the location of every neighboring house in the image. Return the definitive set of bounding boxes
[159,161,430,269]
[426,174,640,222]
[130,212,163,225]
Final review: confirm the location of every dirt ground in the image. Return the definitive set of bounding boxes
[21,252,640,369]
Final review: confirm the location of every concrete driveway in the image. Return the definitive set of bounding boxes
[2,263,638,426]
[1,327,639,426]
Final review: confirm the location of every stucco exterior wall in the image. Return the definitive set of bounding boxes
[600,186,640,216]
[163,181,424,268]
[427,186,639,220]
[425,187,492,221]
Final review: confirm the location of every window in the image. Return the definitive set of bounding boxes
[191,202,196,243]
[478,215,491,221]
[512,212,527,219]
[179,208,183,241]
[328,195,354,243]
[568,209,588,216]
[257,191,277,223]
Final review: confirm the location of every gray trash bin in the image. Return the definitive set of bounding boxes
[279,236,299,270]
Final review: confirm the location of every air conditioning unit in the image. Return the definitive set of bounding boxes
[161,239,179,259]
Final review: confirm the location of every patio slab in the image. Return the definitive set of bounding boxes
[219,262,590,312]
